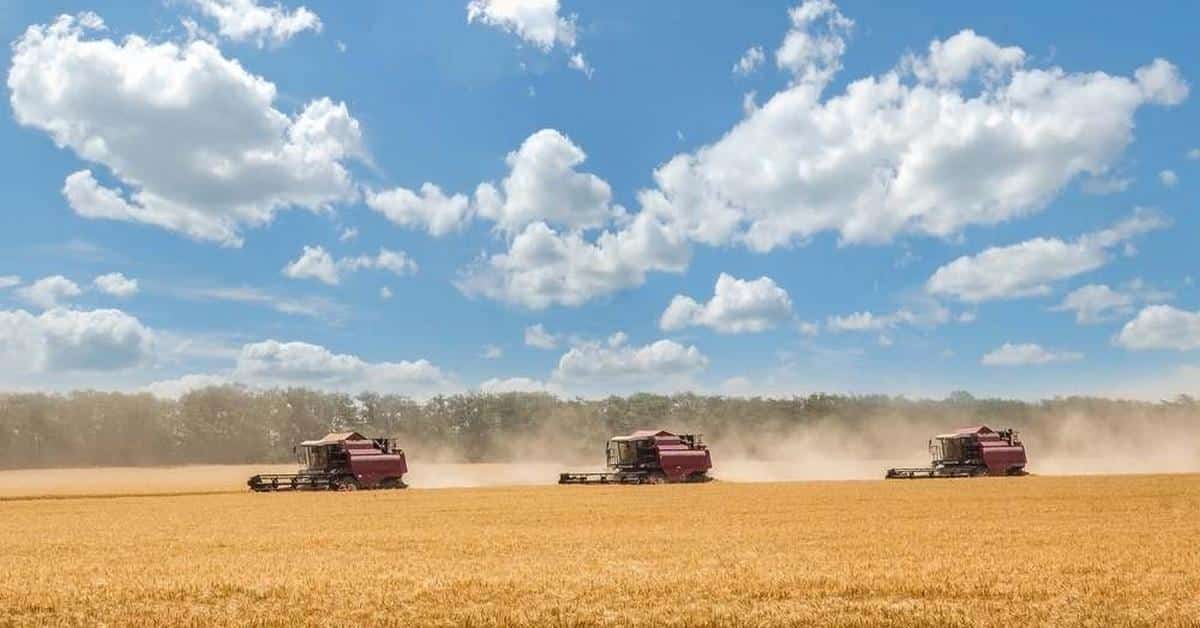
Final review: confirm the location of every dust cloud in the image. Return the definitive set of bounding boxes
[701,408,1200,482]
[1023,410,1200,475]
[350,404,1200,485]
[706,416,936,482]
[412,406,1200,486]
[1,407,1195,498]
[404,462,566,489]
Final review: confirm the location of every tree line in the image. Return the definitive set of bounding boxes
[0,386,1196,469]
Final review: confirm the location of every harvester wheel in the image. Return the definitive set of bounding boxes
[334,477,360,491]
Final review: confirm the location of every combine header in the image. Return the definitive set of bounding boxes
[248,432,408,491]
[886,425,1027,479]
[559,430,713,484]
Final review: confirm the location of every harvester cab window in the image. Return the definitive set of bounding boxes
[302,446,330,471]
[931,437,965,464]
[611,440,637,466]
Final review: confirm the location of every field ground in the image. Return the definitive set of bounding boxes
[1,473,1197,627]
[0,462,568,498]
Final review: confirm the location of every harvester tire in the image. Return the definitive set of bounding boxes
[335,477,360,491]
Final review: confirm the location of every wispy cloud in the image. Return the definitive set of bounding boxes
[28,239,114,263]
[174,284,347,321]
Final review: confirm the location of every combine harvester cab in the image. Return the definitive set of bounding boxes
[248,432,408,492]
[886,425,1027,479]
[559,430,713,485]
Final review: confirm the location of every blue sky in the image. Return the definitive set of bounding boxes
[0,0,1196,399]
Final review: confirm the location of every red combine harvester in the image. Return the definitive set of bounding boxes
[248,432,408,491]
[559,429,713,484]
[886,425,1027,479]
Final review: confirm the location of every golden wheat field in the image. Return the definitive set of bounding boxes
[1,472,1198,627]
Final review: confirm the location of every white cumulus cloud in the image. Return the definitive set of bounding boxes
[467,0,576,50]
[775,0,854,89]
[1052,284,1131,324]
[437,129,687,309]
[283,246,417,285]
[17,275,82,310]
[93,272,139,297]
[903,29,1024,86]
[826,304,950,332]
[524,323,559,349]
[1159,169,1179,187]
[233,339,455,395]
[826,311,893,332]
[733,45,765,76]
[639,6,1187,252]
[474,129,620,235]
[465,0,588,75]
[10,14,364,247]
[927,209,1168,302]
[366,183,472,237]
[187,0,322,46]
[981,342,1082,366]
[568,52,593,78]
[1115,305,1200,351]
[39,309,155,371]
[344,248,418,277]
[457,213,689,309]
[552,334,708,384]
[0,307,155,373]
[660,273,793,334]
[466,0,590,75]
[282,245,338,284]
[0,276,19,289]
[1051,281,1170,324]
